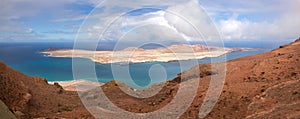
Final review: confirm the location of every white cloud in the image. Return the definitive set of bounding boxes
[218,0,300,40]
[84,0,220,44]
[86,0,300,43]
[219,19,244,40]
[164,0,219,40]
[200,0,285,18]
[1,0,299,42]
[0,0,103,41]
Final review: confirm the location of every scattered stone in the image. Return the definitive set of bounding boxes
[287,54,293,58]
[23,93,32,102]
[292,91,298,95]
[291,72,297,77]
[14,111,25,117]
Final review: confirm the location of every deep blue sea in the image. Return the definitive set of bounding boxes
[0,40,294,88]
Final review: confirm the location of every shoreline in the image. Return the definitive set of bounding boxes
[49,80,104,91]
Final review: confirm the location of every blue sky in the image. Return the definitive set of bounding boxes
[0,0,299,42]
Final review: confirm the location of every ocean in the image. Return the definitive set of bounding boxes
[0,40,294,88]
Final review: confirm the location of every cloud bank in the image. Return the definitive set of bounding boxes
[0,0,299,41]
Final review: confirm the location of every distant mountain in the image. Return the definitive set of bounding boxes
[122,47,145,51]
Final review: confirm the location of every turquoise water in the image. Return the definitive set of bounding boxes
[0,40,294,88]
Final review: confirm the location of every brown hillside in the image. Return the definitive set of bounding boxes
[94,38,300,118]
[0,62,93,119]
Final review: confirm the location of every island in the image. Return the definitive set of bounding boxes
[41,44,259,64]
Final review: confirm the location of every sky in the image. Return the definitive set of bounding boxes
[0,0,299,42]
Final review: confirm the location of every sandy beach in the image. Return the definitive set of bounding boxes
[49,80,104,91]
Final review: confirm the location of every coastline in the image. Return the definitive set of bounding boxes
[49,80,104,91]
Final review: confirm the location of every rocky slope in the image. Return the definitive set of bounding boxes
[0,38,299,118]
[187,38,300,119]
[0,62,93,118]
[91,38,300,118]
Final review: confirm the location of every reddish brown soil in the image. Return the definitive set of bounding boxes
[0,62,93,119]
[98,38,300,119]
[0,38,299,119]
